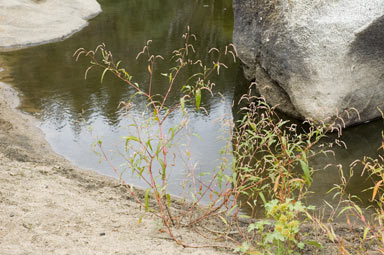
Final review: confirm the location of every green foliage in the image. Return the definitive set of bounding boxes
[75,28,238,247]
[230,97,328,254]
[231,98,328,210]
[245,199,314,254]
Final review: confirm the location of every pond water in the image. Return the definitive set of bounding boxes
[0,0,383,210]
[0,0,239,197]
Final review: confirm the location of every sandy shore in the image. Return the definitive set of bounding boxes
[0,82,232,254]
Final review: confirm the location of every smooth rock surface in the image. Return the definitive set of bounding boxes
[233,0,384,126]
[0,0,101,50]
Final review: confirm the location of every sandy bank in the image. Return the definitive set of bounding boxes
[0,0,101,51]
[0,3,233,250]
[0,82,232,254]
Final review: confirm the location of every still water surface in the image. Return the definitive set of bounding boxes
[0,0,238,196]
[0,0,383,208]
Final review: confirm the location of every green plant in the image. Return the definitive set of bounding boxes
[231,95,328,211]
[229,95,330,254]
[75,27,238,248]
[242,199,314,254]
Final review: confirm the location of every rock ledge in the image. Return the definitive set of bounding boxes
[0,0,101,51]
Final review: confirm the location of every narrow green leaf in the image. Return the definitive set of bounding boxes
[250,122,257,131]
[299,160,312,185]
[363,227,370,240]
[259,192,267,205]
[226,204,238,216]
[139,167,145,177]
[146,140,153,151]
[101,67,109,83]
[305,240,323,249]
[337,206,353,217]
[218,216,228,226]
[195,88,201,111]
[166,193,171,207]
[158,158,166,180]
[217,169,223,189]
[192,133,202,139]
[123,136,140,143]
[232,172,237,187]
[123,136,140,152]
[144,188,150,212]
[353,204,363,215]
[180,97,185,113]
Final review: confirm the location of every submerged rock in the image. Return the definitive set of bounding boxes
[0,0,101,50]
[233,0,384,127]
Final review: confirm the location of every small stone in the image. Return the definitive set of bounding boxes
[99,232,106,236]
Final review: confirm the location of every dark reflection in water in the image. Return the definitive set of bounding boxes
[1,0,234,126]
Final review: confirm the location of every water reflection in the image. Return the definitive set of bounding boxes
[0,0,238,197]
[0,0,234,125]
[309,119,384,209]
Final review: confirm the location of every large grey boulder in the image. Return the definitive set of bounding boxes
[233,0,384,127]
[0,0,101,50]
